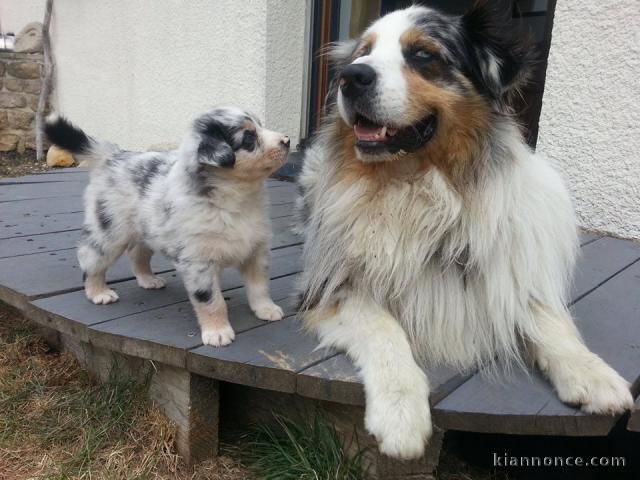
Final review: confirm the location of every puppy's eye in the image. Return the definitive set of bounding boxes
[241,130,257,150]
[411,49,433,61]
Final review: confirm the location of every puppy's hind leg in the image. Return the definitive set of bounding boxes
[526,302,633,414]
[240,243,283,321]
[127,243,166,289]
[78,232,124,305]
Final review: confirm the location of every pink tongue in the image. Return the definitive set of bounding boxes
[354,124,386,141]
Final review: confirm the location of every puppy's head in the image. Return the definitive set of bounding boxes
[183,106,290,181]
[330,1,534,163]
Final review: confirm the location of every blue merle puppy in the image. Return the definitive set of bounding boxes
[45,106,290,347]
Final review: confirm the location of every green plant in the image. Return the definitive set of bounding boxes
[238,412,368,480]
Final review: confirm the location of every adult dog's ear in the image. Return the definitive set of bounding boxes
[196,131,235,168]
[461,0,536,102]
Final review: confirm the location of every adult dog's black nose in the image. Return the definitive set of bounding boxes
[340,64,376,98]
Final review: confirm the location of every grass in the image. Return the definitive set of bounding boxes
[0,304,250,479]
[237,413,368,480]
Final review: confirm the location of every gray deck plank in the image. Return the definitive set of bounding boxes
[433,258,640,436]
[0,211,84,240]
[579,231,601,246]
[30,168,88,176]
[1,195,83,219]
[188,315,333,393]
[88,273,300,368]
[571,236,640,301]
[0,182,86,202]
[0,250,173,307]
[1,241,301,307]
[29,251,301,339]
[30,271,187,340]
[0,221,298,269]
[0,174,84,184]
[0,206,293,240]
[0,230,83,258]
[296,354,469,407]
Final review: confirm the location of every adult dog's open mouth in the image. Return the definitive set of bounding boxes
[353,113,437,156]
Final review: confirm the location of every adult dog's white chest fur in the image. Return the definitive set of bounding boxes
[299,137,578,371]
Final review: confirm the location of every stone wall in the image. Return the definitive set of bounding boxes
[0,51,47,153]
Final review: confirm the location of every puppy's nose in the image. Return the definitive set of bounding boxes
[340,64,376,98]
[280,136,290,148]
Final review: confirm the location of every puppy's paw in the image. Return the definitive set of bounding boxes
[554,357,633,415]
[253,301,284,322]
[137,275,167,290]
[88,289,119,305]
[365,384,432,460]
[201,325,236,347]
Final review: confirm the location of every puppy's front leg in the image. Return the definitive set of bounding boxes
[307,294,431,460]
[177,262,234,347]
[240,243,283,321]
[527,302,633,414]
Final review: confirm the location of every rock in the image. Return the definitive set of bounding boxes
[8,110,35,130]
[7,61,42,79]
[4,77,23,92]
[46,145,75,168]
[24,79,42,94]
[0,92,27,108]
[0,134,20,152]
[14,22,44,53]
[0,111,7,130]
[27,94,40,111]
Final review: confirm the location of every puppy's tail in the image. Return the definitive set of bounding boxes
[44,114,114,167]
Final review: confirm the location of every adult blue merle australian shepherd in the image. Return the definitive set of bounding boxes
[297,1,633,460]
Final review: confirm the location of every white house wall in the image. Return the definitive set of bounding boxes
[2,0,307,150]
[537,0,640,239]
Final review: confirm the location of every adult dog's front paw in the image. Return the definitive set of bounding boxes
[252,301,284,321]
[365,385,432,459]
[201,325,235,347]
[554,355,633,415]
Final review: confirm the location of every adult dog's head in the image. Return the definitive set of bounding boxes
[330,1,534,166]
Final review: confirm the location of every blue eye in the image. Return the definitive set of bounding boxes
[412,49,433,61]
[242,130,256,150]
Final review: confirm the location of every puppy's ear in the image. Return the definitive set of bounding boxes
[325,39,359,106]
[461,0,536,101]
[197,133,235,168]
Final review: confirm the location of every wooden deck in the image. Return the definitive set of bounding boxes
[1,168,639,472]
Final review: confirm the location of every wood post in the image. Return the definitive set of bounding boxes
[52,333,220,466]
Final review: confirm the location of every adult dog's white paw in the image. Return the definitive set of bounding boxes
[365,386,432,460]
[554,356,633,415]
[88,289,119,305]
[253,301,284,321]
[137,275,167,290]
[201,325,236,347]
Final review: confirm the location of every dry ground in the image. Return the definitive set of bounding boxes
[0,151,55,177]
[0,304,252,480]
